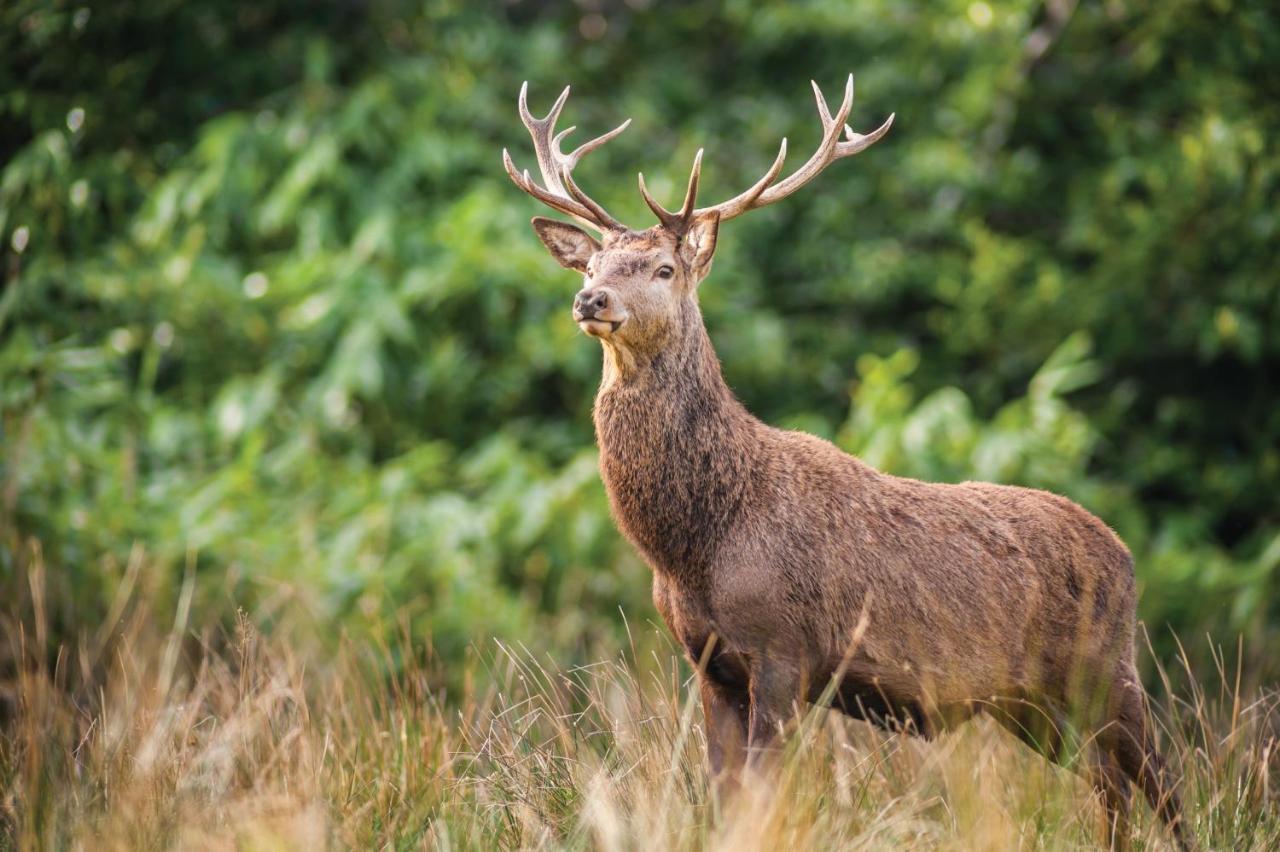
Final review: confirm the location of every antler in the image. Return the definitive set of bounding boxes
[639,75,894,229]
[503,82,630,233]
[638,149,706,234]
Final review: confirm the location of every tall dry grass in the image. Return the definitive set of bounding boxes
[1,554,1278,850]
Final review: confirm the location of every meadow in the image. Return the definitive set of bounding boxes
[4,550,1279,849]
[3,1,1278,847]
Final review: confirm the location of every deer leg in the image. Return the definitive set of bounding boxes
[698,674,749,799]
[1090,746,1132,851]
[745,657,802,772]
[990,693,1141,849]
[1104,674,1191,851]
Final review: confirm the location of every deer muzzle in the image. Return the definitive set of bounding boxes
[573,287,626,336]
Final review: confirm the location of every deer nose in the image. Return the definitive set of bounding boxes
[574,289,609,316]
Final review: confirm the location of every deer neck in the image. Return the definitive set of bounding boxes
[592,305,758,586]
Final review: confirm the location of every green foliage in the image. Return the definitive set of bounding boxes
[2,0,1277,673]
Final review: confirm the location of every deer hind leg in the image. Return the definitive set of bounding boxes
[1104,674,1192,851]
[1090,746,1132,851]
[991,697,1136,849]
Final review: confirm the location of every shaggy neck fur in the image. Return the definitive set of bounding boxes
[592,301,761,589]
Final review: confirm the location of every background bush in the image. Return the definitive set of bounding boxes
[2,0,1277,682]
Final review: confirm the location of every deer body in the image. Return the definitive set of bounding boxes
[505,77,1190,849]
[594,293,1133,730]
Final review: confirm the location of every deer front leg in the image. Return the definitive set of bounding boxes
[745,657,803,772]
[698,674,749,799]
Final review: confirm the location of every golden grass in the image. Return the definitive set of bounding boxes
[1,562,1277,850]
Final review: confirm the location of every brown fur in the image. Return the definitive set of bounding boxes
[530,216,1190,849]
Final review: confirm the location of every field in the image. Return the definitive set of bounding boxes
[3,553,1277,850]
[4,1,1279,848]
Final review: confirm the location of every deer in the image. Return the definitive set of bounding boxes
[503,75,1190,850]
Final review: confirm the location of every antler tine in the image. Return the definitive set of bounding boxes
[637,171,674,229]
[638,149,706,233]
[692,138,787,220]
[564,118,632,169]
[812,79,834,126]
[696,74,892,223]
[561,166,622,231]
[506,82,627,232]
[518,81,570,132]
[811,73,855,130]
[502,149,588,223]
[678,149,703,220]
[759,74,855,202]
[838,112,896,156]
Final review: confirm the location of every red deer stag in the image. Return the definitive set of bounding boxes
[504,76,1189,850]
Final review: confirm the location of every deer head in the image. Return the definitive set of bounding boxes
[504,77,894,360]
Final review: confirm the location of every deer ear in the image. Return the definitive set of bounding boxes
[531,217,600,273]
[679,211,720,281]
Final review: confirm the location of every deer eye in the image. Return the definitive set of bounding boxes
[655,265,674,280]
